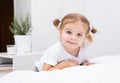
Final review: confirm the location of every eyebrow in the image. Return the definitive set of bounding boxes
[65,29,85,34]
[64,29,71,31]
[78,32,85,35]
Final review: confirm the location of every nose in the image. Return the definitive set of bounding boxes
[71,35,76,40]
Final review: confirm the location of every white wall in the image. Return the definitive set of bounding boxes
[14,0,31,16]
[57,0,85,17]
[15,0,120,58]
[83,0,120,58]
[31,0,59,51]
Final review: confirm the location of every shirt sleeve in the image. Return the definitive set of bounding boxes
[78,49,89,64]
[40,46,58,67]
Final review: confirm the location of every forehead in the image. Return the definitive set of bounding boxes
[63,22,88,33]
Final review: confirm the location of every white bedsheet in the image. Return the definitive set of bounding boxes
[0,54,120,83]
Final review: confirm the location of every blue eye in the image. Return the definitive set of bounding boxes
[66,31,72,34]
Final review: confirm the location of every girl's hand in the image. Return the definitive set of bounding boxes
[81,61,95,66]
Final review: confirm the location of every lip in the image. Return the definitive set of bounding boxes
[67,41,77,45]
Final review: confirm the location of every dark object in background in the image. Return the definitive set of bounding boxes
[0,58,12,64]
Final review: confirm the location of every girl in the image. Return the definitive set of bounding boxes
[39,13,97,71]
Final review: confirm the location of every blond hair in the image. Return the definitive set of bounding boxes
[53,13,97,47]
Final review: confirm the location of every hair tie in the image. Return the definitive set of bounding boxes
[91,26,97,33]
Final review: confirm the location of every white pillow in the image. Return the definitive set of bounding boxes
[90,55,120,64]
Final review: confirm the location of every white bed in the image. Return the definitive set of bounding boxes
[0,54,120,83]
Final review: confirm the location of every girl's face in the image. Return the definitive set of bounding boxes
[60,22,87,50]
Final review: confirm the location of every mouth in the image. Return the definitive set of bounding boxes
[66,41,77,45]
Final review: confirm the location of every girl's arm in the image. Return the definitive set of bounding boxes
[42,60,79,71]
[42,63,53,71]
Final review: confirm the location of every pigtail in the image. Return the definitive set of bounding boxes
[86,34,92,42]
[82,27,97,48]
[87,27,97,42]
[87,27,97,43]
[82,34,92,48]
[53,19,60,30]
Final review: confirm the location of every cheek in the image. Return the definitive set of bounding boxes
[78,38,85,44]
[61,33,68,39]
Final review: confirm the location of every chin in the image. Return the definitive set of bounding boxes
[67,45,79,49]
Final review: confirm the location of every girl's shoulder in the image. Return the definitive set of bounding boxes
[48,41,61,48]
[46,41,62,52]
[42,41,62,57]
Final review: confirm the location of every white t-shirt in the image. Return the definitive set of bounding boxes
[37,41,88,71]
